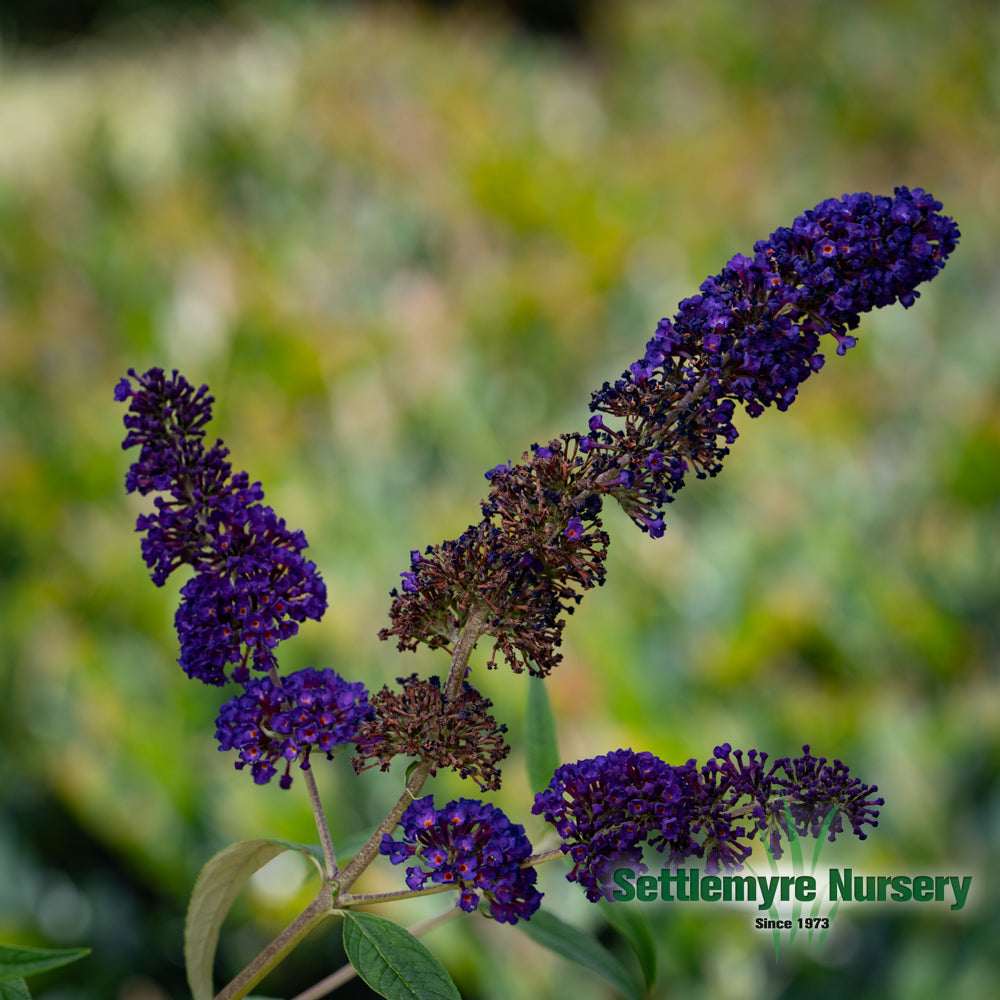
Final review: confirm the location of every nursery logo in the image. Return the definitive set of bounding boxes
[611,865,974,954]
[604,797,975,958]
[610,866,973,911]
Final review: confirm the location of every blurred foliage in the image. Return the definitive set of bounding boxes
[1,1,998,998]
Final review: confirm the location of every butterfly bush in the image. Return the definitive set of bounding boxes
[531,745,885,901]
[380,187,959,677]
[117,188,955,992]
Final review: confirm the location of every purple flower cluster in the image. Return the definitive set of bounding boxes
[381,796,542,924]
[215,668,371,788]
[532,745,883,901]
[531,750,697,901]
[116,368,327,685]
[382,189,958,671]
[585,187,960,534]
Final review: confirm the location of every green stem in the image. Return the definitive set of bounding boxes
[333,753,433,897]
[338,882,457,906]
[522,846,567,868]
[303,766,337,879]
[212,885,334,1000]
[443,603,487,701]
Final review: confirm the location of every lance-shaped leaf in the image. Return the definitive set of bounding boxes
[185,839,292,1000]
[341,911,461,1000]
[518,910,646,1000]
[0,945,90,984]
[598,899,657,990]
[525,675,560,794]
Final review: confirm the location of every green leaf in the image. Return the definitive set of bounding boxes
[0,979,32,1000]
[809,807,838,873]
[817,899,841,948]
[518,910,645,1000]
[0,945,90,983]
[598,899,657,990]
[781,801,803,944]
[783,800,804,872]
[184,839,292,1000]
[341,911,461,1000]
[525,676,560,794]
[807,807,840,937]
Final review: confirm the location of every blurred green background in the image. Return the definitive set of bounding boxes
[1,1,997,998]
